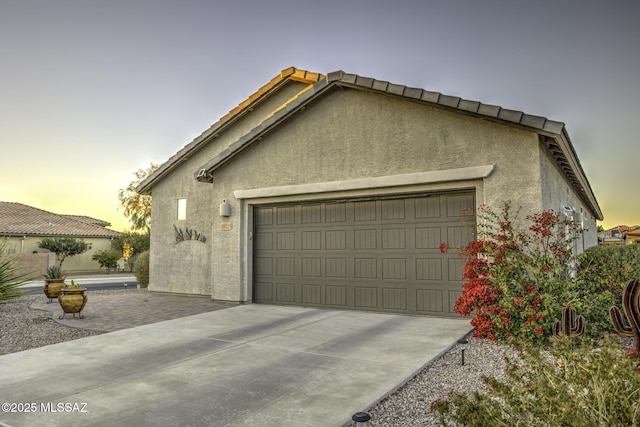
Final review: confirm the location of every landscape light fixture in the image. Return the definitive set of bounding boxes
[352,412,371,426]
[457,338,469,366]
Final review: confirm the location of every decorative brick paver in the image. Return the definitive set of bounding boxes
[31,289,236,332]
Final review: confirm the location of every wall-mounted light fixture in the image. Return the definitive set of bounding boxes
[220,199,231,217]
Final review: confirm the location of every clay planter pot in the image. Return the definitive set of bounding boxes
[43,279,66,302]
[58,288,88,319]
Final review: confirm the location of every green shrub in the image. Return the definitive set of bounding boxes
[572,244,640,338]
[43,265,64,280]
[578,244,640,303]
[92,250,122,271]
[133,250,149,288]
[431,336,640,426]
[0,242,29,302]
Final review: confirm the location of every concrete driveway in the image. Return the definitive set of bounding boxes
[0,305,471,427]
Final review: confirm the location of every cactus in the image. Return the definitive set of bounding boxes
[553,306,585,338]
[610,279,640,353]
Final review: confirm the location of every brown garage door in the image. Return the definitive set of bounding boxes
[253,192,475,316]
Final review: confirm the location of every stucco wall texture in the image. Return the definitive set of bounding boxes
[147,87,597,300]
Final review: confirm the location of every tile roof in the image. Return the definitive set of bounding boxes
[135,66,602,221]
[0,202,122,238]
[60,214,111,227]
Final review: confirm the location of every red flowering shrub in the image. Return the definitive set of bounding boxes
[447,203,582,344]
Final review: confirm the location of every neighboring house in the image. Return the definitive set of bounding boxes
[599,225,640,245]
[0,202,122,276]
[625,227,640,244]
[137,67,603,317]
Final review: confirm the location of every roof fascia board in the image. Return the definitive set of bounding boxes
[554,131,603,219]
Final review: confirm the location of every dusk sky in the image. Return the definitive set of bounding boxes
[1,0,638,231]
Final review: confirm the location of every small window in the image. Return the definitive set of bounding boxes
[177,198,187,220]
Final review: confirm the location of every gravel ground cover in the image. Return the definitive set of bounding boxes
[1,291,513,426]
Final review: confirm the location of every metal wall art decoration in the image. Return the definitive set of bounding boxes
[174,225,207,244]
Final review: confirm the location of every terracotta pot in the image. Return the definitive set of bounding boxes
[58,288,88,319]
[43,279,66,302]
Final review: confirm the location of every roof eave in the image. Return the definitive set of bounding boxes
[192,69,601,220]
[322,72,604,220]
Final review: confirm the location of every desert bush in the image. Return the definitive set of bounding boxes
[445,203,583,344]
[578,244,640,302]
[92,250,122,271]
[431,336,640,426]
[0,241,29,302]
[564,244,640,338]
[133,250,149,288]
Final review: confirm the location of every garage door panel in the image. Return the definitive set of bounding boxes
[416,289,444,313]
[325,258,347,277]
[355,229,377,249]
[415,227,441,249]
[416,258,442,281]
[325,203,346,222]
[448,258,465,282]
[354,287,378,309]
[382,228,406,249]
[276,232,296,250]
[255,232,273,250]
[276,257,296,276]
[382,288,408,311]
[382,258,406,280]
[276,206,296,224]
[302,231,322,250]
[255,257,273,275]
[446,194,475,218]
[326,285,347,306]
[381,199,406,220]
[253,193,475,316]
[301,284,322,304]
[354,258,378,279]
[354,200,377,221]
[325,230,347,250]
[447,225,473,248]
[276,283,296,302]
[254,282,273,302]
[415,197,441,219]
[302,204,322,223]
[255,208,274,225]
[301,257,322,277]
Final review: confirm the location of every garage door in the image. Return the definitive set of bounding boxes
[253,192,475,316]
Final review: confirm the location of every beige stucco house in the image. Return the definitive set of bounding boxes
[0,202,122,277]
[138,67,603,317]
